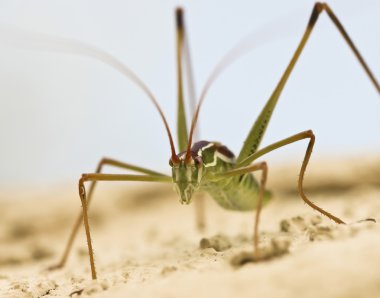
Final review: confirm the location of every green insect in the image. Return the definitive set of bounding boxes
[48,3,379,280]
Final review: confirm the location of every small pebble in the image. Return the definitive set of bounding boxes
[200,234,232,252]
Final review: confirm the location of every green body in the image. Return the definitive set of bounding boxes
[171,3,380,210]
[74,5,379,280]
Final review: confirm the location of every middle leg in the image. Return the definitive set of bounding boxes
[79,173,172,279]
[236,130,345,224]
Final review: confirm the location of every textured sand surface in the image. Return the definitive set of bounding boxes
[1,157,380,297]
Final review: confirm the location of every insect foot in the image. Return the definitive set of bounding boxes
[46,262,64,271]
[355,218,376,223]
[230,237,290,267]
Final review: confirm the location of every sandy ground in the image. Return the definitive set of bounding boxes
[1,156,380,298]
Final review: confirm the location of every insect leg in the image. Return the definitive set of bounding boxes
[215,162,268,259]
[237,2,379,164]
[194,193,206,231]
[176,8,188,151]
[48,158,167,271]
[236,130,345,224]
[78,173,172,279]
[175,7,198,151]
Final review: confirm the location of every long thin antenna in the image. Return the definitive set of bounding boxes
[1,25,179,162]
[184,17,287,162]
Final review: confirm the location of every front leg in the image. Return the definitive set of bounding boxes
[217,162,267,259]
[48,158,167,271]
[78,173,171,280]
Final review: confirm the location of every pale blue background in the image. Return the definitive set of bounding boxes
[0,0,379,188]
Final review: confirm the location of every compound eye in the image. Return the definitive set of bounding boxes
[169,157,180,167]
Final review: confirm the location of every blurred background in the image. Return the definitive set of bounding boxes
[0,0,379,191]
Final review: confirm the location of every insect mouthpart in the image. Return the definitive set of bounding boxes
[174,182,195,205]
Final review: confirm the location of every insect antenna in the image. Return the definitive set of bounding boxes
[77,45,181,163]
[1,26,180,163]
[184,19,285,162]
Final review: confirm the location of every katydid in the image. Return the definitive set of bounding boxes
[47,3,379,280]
